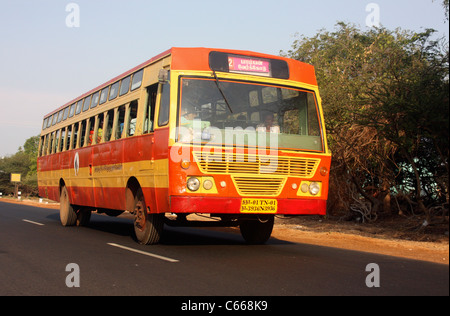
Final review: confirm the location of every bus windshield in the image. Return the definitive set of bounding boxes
[178,77,324,152]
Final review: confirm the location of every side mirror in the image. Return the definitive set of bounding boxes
[158,69,169,84]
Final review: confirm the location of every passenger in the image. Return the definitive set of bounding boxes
[180,105,197,129]
[256,113,280,133]
[179,105,198,142]
[97,127,103,144]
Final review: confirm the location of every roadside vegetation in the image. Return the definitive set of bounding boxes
[282,20,448,231]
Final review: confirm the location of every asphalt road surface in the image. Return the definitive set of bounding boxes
[1,201,448,298]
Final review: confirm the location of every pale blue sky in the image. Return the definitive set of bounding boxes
[0,0,448,157]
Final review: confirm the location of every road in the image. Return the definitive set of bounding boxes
[1,201,448,298]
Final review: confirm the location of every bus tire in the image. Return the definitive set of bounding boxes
[60,186,77,227]
[239,215,274,245]
[133,188,163,245]
[76,208,91,227]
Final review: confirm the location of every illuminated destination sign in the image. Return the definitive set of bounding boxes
[209,51,289,79]
[228,56,271,76]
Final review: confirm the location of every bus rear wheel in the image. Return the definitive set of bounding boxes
[60,186,77,226]
[239,215,274,244]
[132,188,164,245]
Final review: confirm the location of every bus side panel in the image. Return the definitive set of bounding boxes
[37,156,51,199]
[150,127,170,214]
[48,153,61,202]
[92,140,126,210]
[68,146,95,208]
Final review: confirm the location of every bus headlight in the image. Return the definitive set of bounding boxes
[203,179,214,190]
[309,182,321,195]
[187,177,200,191]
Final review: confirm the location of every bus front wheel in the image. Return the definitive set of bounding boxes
[133,188,164,245]
[239,215,274,245]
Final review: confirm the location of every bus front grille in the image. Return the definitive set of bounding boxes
[193,151,320,178]
[232,176,287,196]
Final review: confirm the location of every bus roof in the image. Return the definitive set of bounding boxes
[44,47,317,119]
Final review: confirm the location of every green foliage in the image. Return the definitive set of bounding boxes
[283,23,449,222]
[0,136,40,196]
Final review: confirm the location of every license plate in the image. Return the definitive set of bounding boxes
[240,199,277,214]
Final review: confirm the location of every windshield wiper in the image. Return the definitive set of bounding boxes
[212,71,233,114]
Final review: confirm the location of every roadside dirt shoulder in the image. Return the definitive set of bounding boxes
[2,198,448,264]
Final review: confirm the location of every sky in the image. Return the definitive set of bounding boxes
[0,0,448,157]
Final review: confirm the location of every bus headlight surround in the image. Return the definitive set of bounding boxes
[309,182,320,195]
[187,177,200,191]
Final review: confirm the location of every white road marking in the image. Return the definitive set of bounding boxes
[22,219,45,226]
[107,243,179,263]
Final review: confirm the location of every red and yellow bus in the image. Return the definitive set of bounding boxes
[37,47,331,244]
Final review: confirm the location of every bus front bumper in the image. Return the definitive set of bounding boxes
[170,196,327,216]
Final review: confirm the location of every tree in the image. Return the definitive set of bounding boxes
[0,135,40,196]
[282,23,449,225]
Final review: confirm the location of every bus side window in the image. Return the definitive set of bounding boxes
[39,135,45,157]
[104,109,115,142]
[66,125,72,151]
[96,113,104,144]
[158,72,170,127]
[73,122,80,149]
[144,84,157,133]
[54,130,61,154]
[80,120,87,147]
[59,128,66,152]
[115,105,126,140]
[87,117,95,145]
[128,101,138,137]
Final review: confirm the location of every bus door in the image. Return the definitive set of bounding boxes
[151,71,171,213]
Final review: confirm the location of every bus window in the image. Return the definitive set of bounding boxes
[104,109,115,142]
[158,74,170,127]
[83,95,92,112]
[52,114,58,126]
[59,128,66,152]
[63,107,69,121]
[57,110,64,123]
[80,120,87,147]
[96,113,104,144]
[115,105,126,139]
[73,123,80,149]
[87,117,95,145]
[100,86,109,105]
[131,69,144,91]
[307,93,321,136]
[109,82,119,101]
[39,135,46,156]
[144,84,157,133]
[75,100,83,115]
[45,134,51,155]
[91,92,100,109]
[120,76,131,97]
[128,101,138,137]
[48,132,54,155]
[47,116,52,128]
[54,130,61,154]
[66,125,73,151]
[69,103,76,118]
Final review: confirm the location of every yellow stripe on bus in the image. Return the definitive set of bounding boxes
[37,159,169,189]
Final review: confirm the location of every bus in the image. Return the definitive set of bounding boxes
[37,47,331,245]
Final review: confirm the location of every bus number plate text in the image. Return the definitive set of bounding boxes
[240,199,277,214]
